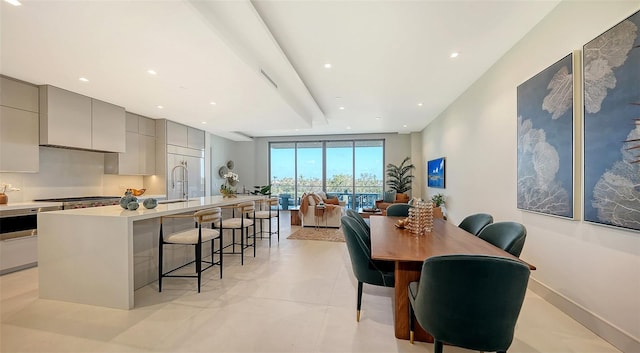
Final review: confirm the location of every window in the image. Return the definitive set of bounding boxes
[269,140,384,209]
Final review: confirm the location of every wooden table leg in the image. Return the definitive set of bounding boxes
[394,261,434,342]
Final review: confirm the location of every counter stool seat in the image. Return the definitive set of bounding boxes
[159,207,223,293]
[253,198,280,247]
[217,201,256,265]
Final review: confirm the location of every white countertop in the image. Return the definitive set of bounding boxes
[0,201,63,211]
[42,195,264,221]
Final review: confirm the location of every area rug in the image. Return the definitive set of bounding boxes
[287,227,345,242]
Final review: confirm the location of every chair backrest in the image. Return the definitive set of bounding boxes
[236,201,255,216]
[413,254,530,352]
[477,221,527,257]
[458,213,493,236]
[194,207,222,225]
[386,203,412,217]
[345,208,370,233]
[341,217,392,286]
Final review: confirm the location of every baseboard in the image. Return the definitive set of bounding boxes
[528,278,639,353]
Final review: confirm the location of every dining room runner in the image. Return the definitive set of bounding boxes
[287,226,345,242]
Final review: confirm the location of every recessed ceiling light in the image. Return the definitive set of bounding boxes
[450,52,460,58]
[157,105,163,109]
[339,106,345,110]
[324,63,332,69]
[201,121,207,124]
[79,77,89,82]
[403,124,408,128]
[375,117,382,120]
[4,0,21,6]
[346,126,352,130]
[417,103,423,107]
[210,101,217,105]
[147,69,157,75]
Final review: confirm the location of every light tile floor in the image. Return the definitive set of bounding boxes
[1,212,621,352]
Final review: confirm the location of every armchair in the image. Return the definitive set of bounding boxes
[299,192,345,228]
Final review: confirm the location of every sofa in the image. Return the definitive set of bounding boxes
[300,192,345,228]
[375,192,410,215]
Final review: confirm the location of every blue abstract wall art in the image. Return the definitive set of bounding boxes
[427,157,445,189]
[583,10,640,231]
[517,53,575,218]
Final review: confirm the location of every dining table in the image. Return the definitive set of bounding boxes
[369,216,535,342]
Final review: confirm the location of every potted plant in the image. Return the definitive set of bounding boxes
[431,193,446,219]
[386,157,415,201]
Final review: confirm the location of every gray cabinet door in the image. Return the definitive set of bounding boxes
[0,77,39,113]
[39,85,92,149]
[138,116,155,137]
[139,134,156,175]
[0,106,39,172]
[187,127,205,150]
[92,99,125,152]
[125,112,139,133]
[166,120,188,147]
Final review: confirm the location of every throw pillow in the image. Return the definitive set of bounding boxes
[383,190,396,203]
[323,198,339,205]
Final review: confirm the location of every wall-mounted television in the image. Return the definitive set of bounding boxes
[427,157,445,188]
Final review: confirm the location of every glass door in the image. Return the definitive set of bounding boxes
[326,141,354,207]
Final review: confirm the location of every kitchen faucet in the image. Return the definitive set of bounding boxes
[171,161,189,201]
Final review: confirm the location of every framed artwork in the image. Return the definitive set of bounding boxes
[517,53,576,218]
[583,10,640,231]
[427,157,445,188]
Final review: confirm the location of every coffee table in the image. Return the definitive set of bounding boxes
[357,208,383,218]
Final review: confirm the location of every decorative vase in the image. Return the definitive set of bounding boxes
[143,198,158,209]
[127,201,139,210]
[119,191,138,209]
[0,193,7,205]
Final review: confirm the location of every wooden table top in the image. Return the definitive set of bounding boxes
[370,217,529,266]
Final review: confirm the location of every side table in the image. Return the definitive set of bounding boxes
[290,207,301,226]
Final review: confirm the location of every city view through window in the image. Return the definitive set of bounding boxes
[269,140,384,209]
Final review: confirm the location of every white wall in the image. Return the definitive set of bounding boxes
[421,2,640,349]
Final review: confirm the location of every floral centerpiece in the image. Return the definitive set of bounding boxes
[220,172,239,198]
[0,182,21,205]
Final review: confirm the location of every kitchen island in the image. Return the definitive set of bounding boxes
[37,195,264,310]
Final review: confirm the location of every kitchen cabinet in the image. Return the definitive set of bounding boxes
[104,113,156,175]
[0,76,39,112]
[39,85,125,152]
[167,120,188,147]
[187,127,205,150]
[92,98,126,152]
[0,77,39,172]
[166,120,204,150]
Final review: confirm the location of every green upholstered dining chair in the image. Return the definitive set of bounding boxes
[345,208,370,233]
[458,213,493,236]
[477,221,527,257]
[408,254,530,353]
[385,203,413,217]
[158,207,223,293]
[341,216,395,322]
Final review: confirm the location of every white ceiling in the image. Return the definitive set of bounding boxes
[0,0,559,141]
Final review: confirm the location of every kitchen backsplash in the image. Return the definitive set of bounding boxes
[0,147,145,202]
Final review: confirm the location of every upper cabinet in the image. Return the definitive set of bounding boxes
[166,120,205,150]
[104,112,156,175]
[39,85,125,153]
[0,76,39,172]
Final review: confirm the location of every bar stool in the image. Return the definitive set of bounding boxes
[158,207,223,293]
[253,198,280,247]
[218,201,256,265]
